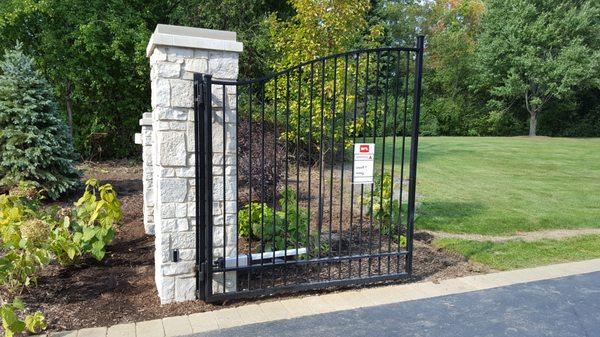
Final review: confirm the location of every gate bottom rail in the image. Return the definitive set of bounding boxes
[205,272,411,302]
[213,250,410,273]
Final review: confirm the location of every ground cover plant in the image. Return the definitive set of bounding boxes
[363,173,407,248]
[365,173,401,234]
[0,179,121,336]
[238,188,310,252]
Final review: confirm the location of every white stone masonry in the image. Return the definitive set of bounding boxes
[144,24,242,304]
[140,112,154,235]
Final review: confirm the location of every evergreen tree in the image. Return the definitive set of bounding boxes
[0,43,80,199]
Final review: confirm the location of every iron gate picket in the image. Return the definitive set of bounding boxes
[194,37,424,302]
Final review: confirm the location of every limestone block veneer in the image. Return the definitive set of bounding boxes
[143,24,242,304]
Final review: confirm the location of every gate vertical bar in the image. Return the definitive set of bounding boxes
[203,74,214,298]
[406,36,424,274]
[194,73,206,300]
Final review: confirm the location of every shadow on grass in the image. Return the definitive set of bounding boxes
[415,201,488,233]
[419,201,487,219]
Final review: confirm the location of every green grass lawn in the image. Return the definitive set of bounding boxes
[433,235,600,270]
[376,136,600,235]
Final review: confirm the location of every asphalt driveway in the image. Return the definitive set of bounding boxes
[186,271,600,337]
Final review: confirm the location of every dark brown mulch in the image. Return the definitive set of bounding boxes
[20,161,488,332]
[21,161,218,331]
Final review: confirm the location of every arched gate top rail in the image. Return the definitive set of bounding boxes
[211,44,423,86]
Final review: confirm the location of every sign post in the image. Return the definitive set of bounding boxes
[353,143,375,184]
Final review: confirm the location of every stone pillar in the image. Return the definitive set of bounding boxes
[145,24,242,304]
[139,112,155,235]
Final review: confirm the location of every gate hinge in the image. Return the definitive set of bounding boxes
[197,262,207,281]
[196,82,205,104]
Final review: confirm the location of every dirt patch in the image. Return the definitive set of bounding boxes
[421,228,600,243]
[412,241,490,282]
[21,161,488,332]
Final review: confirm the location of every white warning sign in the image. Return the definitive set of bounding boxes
[353,143,375,184]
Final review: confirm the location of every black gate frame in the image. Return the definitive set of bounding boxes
[194,36,424,302]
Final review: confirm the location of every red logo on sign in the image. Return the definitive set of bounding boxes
[360,145,370,153]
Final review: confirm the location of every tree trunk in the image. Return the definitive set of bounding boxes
[65,81,74,138]
[525,90,538,137]
[529,111,537,136]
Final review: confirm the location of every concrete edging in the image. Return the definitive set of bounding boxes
[36,258,600,337]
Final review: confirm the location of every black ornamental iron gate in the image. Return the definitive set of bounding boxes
[194,37,424,302]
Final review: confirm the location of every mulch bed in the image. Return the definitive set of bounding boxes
[19,161,488,332]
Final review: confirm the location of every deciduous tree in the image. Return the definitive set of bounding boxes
[424,0,485,135]
[475,0,599,136]
[267,0,377,71]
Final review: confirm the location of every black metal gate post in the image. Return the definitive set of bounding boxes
[193,73,206,300]
[194,73,215,300]
[406,36,424,274]
[202,74,214,299]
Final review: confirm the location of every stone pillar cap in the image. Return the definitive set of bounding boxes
[146,24,243,57]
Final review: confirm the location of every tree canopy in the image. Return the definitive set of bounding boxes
[0,0,598,163]
[0,0,291,159]
[0,0,160,159]
[266,0,378,70]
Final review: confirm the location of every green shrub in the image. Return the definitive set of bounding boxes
[0,43,80,200]
[0,298,46,337]
[0,192,51,336]
[71,179,121,261]
[49,179,122,263]
[238,188,309,252]
[0,193,52,290]
[365,173,407,247]
[0,179,121,336]
[238,202,268,238]
[365,173,401,235]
